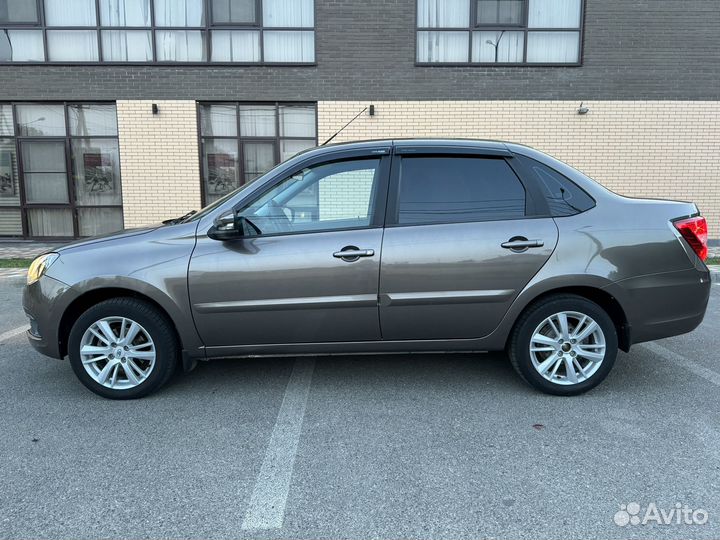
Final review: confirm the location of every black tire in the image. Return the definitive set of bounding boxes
[68,298,179,399]
[508,294,618,396]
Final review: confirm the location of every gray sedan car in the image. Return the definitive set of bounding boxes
[23,139,711,399]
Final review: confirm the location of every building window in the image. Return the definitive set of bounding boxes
[199,102,316,204]
[0,0,315,64]
[0,102,123,238]
[416,0,583,65]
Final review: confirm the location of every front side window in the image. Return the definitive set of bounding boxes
[417,0,583,64]
[199,102,317,204]
[0,0,315,64]
[240,158,380,236]
[396,156,526,225]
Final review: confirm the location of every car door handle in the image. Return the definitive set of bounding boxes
[333,247,375,260]
[501,238,544,250]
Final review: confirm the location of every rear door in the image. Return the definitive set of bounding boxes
[379,146,558,340]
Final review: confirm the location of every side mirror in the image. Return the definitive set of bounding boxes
[207,210,261,241]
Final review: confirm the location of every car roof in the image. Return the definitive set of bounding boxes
[313,138,510,152]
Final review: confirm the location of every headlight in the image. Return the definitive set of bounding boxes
[27,253,59,285]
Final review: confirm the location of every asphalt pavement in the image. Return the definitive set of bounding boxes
[1,273,719,540]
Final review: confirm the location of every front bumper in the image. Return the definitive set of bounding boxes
[22,275,74,359]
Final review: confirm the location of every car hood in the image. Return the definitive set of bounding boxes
[52,225,162,253]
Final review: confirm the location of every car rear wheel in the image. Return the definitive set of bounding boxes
[508,294,618,396]
[68,298,178,399]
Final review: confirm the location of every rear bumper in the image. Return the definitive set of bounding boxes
[612,268,711,345]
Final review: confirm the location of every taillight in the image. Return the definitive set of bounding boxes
[674,216,708,262]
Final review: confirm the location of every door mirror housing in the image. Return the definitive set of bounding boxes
[207,210,261,241]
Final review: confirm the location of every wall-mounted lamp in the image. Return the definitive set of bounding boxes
[577,102,590,115]
[368,104,375,116]
[152,103,159,115]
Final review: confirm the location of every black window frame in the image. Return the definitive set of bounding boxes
[385,149,551,228]
[197,101,318,207]
[415,0,585,67]
[0,0,316,65]
[0,100,124,240]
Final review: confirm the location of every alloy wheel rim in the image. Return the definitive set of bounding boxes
[529,311,606,386]
[79,316,156,390]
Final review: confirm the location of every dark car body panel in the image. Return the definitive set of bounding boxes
[23,139,711,363]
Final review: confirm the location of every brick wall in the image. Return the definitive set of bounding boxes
[318,169,375,221]
[318,101,720,239]
[116,100,201,228]
[2,0,718,101]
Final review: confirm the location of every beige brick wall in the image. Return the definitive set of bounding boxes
[117,100,201,228]
[318,101,720,238]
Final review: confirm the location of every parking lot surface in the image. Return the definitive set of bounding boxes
[1,274,719,540]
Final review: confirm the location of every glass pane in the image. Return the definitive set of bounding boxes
[21,141,65,172]
[202,138,239,203]
[526,31,579,62]
[472,30,524,62]
[0,139,20,205]
[0,30,45,62]
[16,105,65,136]
[212,0,256,23]
[279,106,315,137]
[528,0,581,28]
[280,139,314,161]
[200,105,237,136]
[155,31,207,61]
[263,0,313,27]
[44,0,97,26]
[477,0,524,25]
[78,207,123,237]
[0,0,39,23]
[263,31,314,63]
[0,208,22,235]
[47,30,99,62]
[99,0,151,26]
[28,208,74,237]
[102,30,153,61]
[398,157,525,224]
[24,173,69,203]
[239,105,275,137]
[0,106,12,136]
[21,141,69,204]
[69,105,118,136]
[211,30,260,63]
[71,139,122,205]
[417,31,469,62]
[241,159,380,235]
[154,0,205,26]
[417,0,469,27]
[243,142,275,183]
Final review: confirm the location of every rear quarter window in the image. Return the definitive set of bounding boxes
[397,156,526,225]
[517,155,595,216]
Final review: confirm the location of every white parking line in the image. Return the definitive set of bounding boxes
[241,357,316,530]
[0,325,29,343]
[642,341,720,387]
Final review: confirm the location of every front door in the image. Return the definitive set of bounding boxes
[379,151,558,340]
[189,152,390,349]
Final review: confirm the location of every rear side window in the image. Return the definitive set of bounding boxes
[397,156,526,225]
[517,156,595,216]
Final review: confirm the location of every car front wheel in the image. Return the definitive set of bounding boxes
[508,294,618,396]
[68,298,178,399]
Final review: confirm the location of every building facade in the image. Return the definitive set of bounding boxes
[1,0,718,239]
